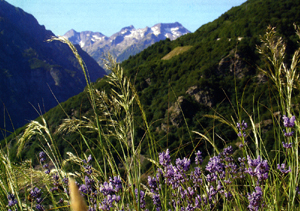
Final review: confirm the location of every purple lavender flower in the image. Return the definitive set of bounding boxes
[205,156,225,174]
[284,130,294,137]
[35,204,44,211]
[282,115,296,128]
[190,167,202,187]
[135,189,146,209]
[79,184,88,195]
[159,149,171,167]
[296,187,300,195]
[63,176,69,185]
[176,157,191,171]
[39,151,46,159]
[237,120,248,130]
[99,194,120,211]
[109,176,122,192]
[245,156,269,183]
[223,146,234,156]
[30,187,42,199]
[85,176,95,186]
[164,164,186,188]
[194,195,202,208]
[237,120,247,137]
[100,182,115,196]
[151,193,161,210]
[277,163,291,174]
[195,150,203,165]
[84,165,93,175]
[148,176,158,190]
[238,132,246,137]
[247,186,264,211]
[282,142,292,149]
[87,154,92,163]
[225,191,232,198]
[206,172,218,182]
[52,174,59,181]
[7,193,17,207]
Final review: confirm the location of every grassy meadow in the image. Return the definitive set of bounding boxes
[1,25,300,211]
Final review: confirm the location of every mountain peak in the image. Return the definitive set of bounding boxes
[64,22,190,68]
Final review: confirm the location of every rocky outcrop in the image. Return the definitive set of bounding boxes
[186,86,214,107]
[218,49,248,78]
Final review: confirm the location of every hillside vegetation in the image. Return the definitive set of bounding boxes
[3,0,300,166]
[161,46,193,60]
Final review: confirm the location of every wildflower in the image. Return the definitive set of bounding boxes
[225,191,232,198]
[194,195,202,208]
[245,156,269,183]
[99,195,120,210]
[7,193,17,207]
[63,176,69,185]
[283,130,294,137]
[237,120,248,130]
[148,176,158,190]
[296,187,300,195]
[135,189,146,209]
[79,184,88,195]
[84,165,93,175]
[277,163,291,174]
[282,115,296,128]
[247,186,264,211]
[151,193,161,210]
[100,182,115,196]
[205,156,225,174]
[109,176,122,192]
[159,149,171,167]
[36,204,45,211]
[83,154,92,164]
[223,146,234,156]
[195,150,203,165]
[30,187,42,199]
[190,167,202,187]
[176,157,191,171]
[282,142,292,149]
[237,120,247,137]
[39,151,46,159]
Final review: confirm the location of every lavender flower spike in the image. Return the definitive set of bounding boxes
[159,149,171,167]
[282,115,296,128]
[277,163,291,174]
[247,186,264,211]
[282,142,292,149]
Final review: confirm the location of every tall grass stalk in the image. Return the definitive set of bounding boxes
[257,25,300,210]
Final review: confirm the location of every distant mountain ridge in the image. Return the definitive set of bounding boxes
[0,0,106,136]
[64,22,190,70]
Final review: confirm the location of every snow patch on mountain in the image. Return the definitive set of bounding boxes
[64,22,190,70]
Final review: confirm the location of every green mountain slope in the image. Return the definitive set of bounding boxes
[0,0,107,137]
[6,0,300,162]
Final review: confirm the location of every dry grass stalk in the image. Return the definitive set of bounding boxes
[69,178,88,211]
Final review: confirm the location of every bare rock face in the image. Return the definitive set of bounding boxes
[218,49,248,78]
[167,96,185,127]
[186,86,214,107]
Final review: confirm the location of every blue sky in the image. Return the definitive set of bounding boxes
[6,0,247,36]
